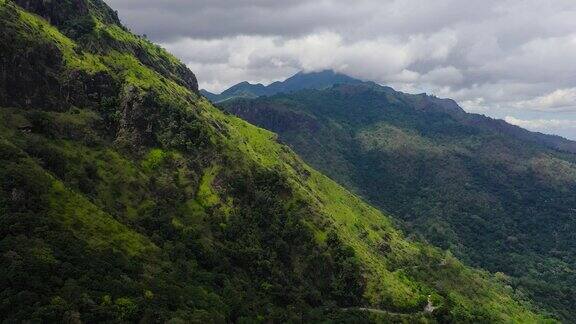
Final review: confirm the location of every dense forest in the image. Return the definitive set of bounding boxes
[0,0,560,322]
[221,80,576,322]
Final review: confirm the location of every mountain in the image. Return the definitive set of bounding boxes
[0,0,555,322]
[202,70,363,103]
[201,81,269,102]
[221,82,576,321]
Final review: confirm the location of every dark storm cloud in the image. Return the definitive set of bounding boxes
[106,0,576,139]
[107,0,370,40]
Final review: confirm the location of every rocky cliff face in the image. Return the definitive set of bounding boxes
[0,28,65,109]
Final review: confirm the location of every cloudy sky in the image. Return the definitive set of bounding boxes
[107,0,576,139]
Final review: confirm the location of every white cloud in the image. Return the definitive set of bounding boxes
[510,88,576,112]
[505,116,576,139]
[164,31,457,92]
[421,66,464,86]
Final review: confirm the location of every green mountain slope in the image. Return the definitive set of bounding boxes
[221,83,576,321]
[0,1,553,322]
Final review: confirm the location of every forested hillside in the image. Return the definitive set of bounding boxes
[0,0,554,322]
[222,82,576,322]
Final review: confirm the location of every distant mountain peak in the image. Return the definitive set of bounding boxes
[202,69,363,103]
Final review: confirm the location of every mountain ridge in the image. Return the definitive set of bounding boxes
[214,72,576,154]
[202,69,363,103]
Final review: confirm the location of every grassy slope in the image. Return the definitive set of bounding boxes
[208,109,548,322]
[0,1,552,322]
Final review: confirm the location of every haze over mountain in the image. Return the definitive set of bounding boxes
[221,77,576,321]
[0,0,554,322]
